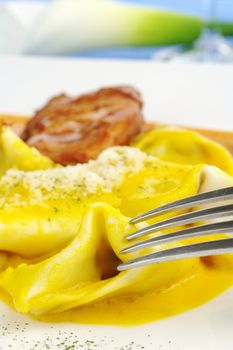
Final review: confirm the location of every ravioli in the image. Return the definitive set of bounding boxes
[133,127,233,175]
[0,127,55,174]
[0,127,233,324]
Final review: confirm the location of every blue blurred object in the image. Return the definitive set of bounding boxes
[75,46,159,60]
[121,0,205,17]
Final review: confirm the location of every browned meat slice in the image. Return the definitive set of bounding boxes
[22,86,144,164]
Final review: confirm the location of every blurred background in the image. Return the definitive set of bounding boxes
[0,0,233,62]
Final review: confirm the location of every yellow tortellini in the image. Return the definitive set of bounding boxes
[133,127,233,175]
[0,203,199,315]
[0,127,232,321]
[0,126,55,174]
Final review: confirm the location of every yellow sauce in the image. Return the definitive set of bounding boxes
[32,262,233,326]
[1,255,233,326]
[0,125,233,326]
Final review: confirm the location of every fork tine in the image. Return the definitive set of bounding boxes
[126,204,233,240]
[118,238,233,271]
[130,187,233,224]
[121,220,233,253]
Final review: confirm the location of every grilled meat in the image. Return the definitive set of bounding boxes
[22,86,144,164]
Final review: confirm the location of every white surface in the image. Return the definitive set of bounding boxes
[0,56,233,350]
[0,56,233,130]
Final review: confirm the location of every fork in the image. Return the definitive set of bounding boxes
[118,187,233,271]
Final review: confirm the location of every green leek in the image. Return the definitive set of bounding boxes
[25,0,204,55]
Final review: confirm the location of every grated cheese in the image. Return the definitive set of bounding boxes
[0,147,156,207]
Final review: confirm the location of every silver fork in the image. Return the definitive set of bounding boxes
[118,187,233,271]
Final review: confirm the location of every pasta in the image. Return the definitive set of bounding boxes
[0,126,233,324]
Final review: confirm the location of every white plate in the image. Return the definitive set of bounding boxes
[0,56,233,350]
